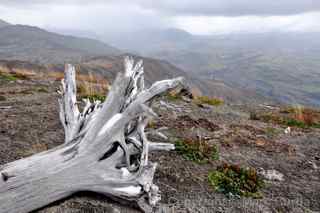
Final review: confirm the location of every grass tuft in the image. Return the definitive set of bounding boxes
[76,73,108,102]
[195,96,224,106]
[175,138,219,164]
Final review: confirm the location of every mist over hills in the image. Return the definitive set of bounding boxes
[2,18,317,106]
[0,20,267,104]
[104,29,320,107]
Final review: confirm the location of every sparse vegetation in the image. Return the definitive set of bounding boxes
[195,96,224,106]
[0,72,17,82]
[265,127,280,138]
[81,94,106,102]
[0,95,6,101]
[0,71,31,82]
[12,72,31,80]
[19,143,49,157]
[208,163,264,198]
[166,91,183,101]
[147,120,157,129]
[283,118,307,128]
[76,73,109,102]
[175,138,219,163]
[250,106,320,129]
[14,87,49,95]
[36,87,49,93]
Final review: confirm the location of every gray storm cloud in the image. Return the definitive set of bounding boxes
[0,0,319,35]
[1,0,320,16]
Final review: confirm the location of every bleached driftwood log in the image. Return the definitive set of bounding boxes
[0,57,183,213]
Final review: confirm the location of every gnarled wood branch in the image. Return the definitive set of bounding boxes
[0,57,183,213]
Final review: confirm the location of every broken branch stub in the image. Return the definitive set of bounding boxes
[0,57,183,213]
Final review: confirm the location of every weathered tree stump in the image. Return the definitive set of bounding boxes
[0,57,183,213]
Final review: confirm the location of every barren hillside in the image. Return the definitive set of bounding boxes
[0,67,319,212]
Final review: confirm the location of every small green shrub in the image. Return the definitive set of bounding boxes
[283,118,306,128]
[208,163,264,198]
[195,96,224,106]
[175,139,219,164]
[0,96,6,101]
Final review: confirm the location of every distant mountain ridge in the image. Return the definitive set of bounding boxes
[0,23,121,64]
[104,28,320,107]
[0,23,270,105]
[0,19,10,28]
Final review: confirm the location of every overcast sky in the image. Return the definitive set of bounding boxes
[0,0,320,35]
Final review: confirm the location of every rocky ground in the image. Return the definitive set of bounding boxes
[0,78,319,213]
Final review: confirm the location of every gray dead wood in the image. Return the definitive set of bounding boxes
[0,57,183,213]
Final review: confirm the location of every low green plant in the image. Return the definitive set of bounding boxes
[13,72,30,80]
[0,71,31,82]
[175,139,219,164]
[195,96,224,106]
[0,73,17,82]
[311,123,320,128]
[282,117,320,129]
[250,111,320,129]
[166,91,182,101]
[36,87,49,93]
[265,127,279,138]
[283,118,306,128]
[81,94,106,102]
[77,80,108,103]
[0,96,6,101]
[208,163,264,198]
[211,145,220,161]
